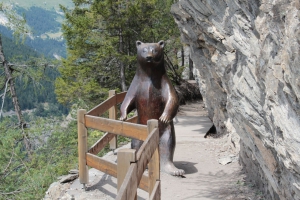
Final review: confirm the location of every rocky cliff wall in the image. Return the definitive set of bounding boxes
[171,1,300,199]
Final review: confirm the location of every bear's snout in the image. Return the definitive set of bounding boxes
[146,55,153,62]
[146,56,153,62]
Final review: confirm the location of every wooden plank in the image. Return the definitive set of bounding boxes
[88,132,115,155]
[147,120,159,196]
[87,91,126,117]
[86,115,122,133]
[88,116,138,154]
[117,149,136,190]
[117,149,137,200]
[140,173,149,192]
[116,163,138,200]
[85,116,148,141]
[78,109,89,184]
[116,92,127,104]
[149,181,161,200]
[109,90,117,150]
[86,153,117,177]
[136,127,159,187]
[136,128,159,161]
[86,153,149,192]
[122,121,148,140]
[87,95,116,116]
[126,115,138,123]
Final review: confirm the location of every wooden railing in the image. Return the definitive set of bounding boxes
[77,90,161,200]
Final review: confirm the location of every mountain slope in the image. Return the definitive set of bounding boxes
[0,0,73,10]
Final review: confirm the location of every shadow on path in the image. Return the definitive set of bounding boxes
[174,161,198,175]
[177,167,264,200]
[86,174,117,198]
[175,116,212,127]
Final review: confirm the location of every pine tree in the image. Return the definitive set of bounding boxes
[56,0,182,106]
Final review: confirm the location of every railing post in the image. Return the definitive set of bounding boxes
[117,149,137,200]
[147,120,160,198]
[78,109,89,188]
[109,90,117,150]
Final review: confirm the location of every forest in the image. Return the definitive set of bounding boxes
[0,31,68,116]
[0,4,68,114]
[16,6,61,35]
[0,0,183,199]
[0,6,66,58]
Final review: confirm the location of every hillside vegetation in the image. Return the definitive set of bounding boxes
[0,0,189,199]
[0,29,67,114]
[16,6,61,35]
[0,0,73,9]
[0,4,66,117]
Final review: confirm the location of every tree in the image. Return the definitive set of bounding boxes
[56,0,182,107]
[0,3,29,127]
[0,3,57,151]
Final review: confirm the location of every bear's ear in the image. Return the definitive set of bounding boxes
[136,41,143,48]
[158,40,165,48]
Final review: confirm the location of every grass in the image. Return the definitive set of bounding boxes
[1,0,74,10]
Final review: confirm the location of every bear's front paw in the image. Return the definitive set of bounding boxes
[159,113,171,123]
[119,114,127,121]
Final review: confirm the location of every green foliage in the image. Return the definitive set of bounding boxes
[33,103,69,117]
[0,112,120,199]
[16,6,61,35]
[56,0,182,106]
[0,33,39,60]
[0,117,78,199]
[0,3,68,116]
[0,19,66,58]
[0,0,74,10]
[0,57,69,116]
[0,3,76,199]
[0,3,66,58]
[0,2,30,42]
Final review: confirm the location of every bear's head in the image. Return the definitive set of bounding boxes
[136,40,165,67]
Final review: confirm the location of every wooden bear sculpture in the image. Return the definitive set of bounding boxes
[120,40,185,176]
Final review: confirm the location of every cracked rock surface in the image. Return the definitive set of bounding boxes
[171,1,300,199]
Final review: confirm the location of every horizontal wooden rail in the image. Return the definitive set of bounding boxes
[126,115,138,123]
[85,116,148,141]
[87,153,117,177]
[88,133,115,155]
[87,92,127,116]
[88,115,138,155]
[86,153,149,192]
[87,95,116,116]
[116,92,127,104]
[149,181,161,200]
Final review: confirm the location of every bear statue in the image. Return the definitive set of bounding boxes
[120,40,185,176]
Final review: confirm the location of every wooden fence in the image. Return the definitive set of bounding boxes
[77,90,161,200]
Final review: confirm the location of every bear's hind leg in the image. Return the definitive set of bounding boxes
[159,121,185,176]
[131,138,143,151]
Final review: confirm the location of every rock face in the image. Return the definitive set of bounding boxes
[171,1,300,199]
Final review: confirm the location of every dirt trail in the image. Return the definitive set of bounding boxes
[160,101,263,200]
[44,101,263,200]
